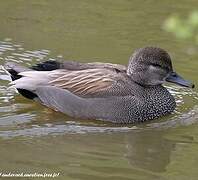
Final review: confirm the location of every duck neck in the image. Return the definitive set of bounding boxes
[127,73,158,89]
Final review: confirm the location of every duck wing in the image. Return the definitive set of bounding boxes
[10,67,124,98]
[62,61,126,72]
[48,68,120,97]
[31,60,127,72]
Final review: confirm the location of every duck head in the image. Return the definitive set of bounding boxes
[127,47,194,88]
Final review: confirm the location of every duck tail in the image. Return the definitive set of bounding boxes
[2,62,30,81]
[3,60,61,80]
[2,62,38,100]
[2,61,62,100]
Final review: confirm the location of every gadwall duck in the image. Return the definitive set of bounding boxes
[3,47,194,123]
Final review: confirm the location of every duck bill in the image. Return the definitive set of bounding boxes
[166,72,195,88]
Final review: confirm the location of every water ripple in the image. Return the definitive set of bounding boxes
[0,124,134,138]
[0,38,198,138]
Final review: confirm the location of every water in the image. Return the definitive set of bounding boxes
[0,0,198,179]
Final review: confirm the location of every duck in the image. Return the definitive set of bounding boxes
[3,47,194,123]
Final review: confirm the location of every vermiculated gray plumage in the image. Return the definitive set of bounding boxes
[35,85,176,123]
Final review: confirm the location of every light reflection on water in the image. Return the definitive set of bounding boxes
[1,0,198,178]
[0,39,57,65]
[0,39,197,139]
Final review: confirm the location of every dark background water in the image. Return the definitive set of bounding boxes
[0,0,198,179]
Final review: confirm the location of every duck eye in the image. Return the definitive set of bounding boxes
[150,63,162,68]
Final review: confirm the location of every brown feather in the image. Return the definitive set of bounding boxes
[48,68,118,96]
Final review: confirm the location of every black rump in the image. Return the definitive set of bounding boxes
[7,61,61,100]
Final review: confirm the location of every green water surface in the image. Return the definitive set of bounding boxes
[0,0,198,180]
